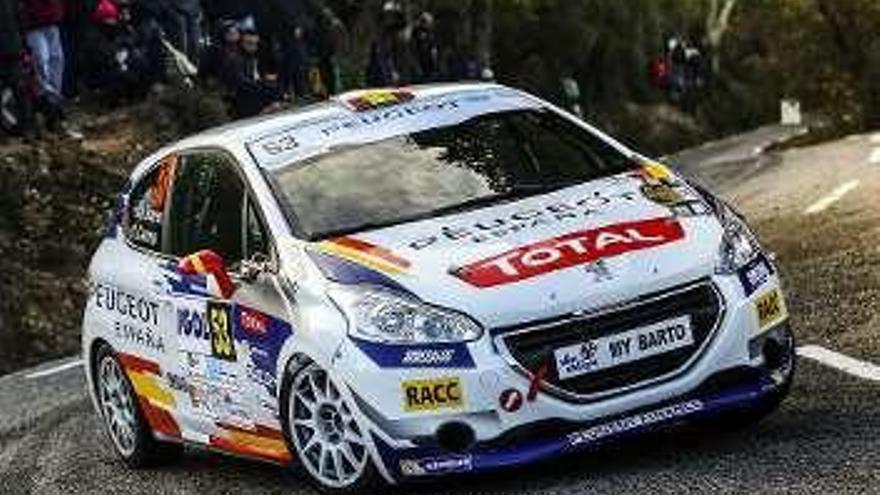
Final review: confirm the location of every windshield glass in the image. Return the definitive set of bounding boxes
[270,108,636,239]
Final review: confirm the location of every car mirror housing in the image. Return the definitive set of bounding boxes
[239,253,273,283]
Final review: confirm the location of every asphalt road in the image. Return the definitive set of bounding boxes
[2,127,879,495]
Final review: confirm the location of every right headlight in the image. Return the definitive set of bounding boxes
[680,173,763,275]
[328,285,484,344]
[714,197,763,274]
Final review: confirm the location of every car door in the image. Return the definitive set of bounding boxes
[110,154,177,369]
[163,149,293,460]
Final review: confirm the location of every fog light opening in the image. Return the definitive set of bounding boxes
[763,333,794,383]
[436,422,476,453]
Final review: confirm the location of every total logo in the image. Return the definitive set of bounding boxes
[454,217,685,288]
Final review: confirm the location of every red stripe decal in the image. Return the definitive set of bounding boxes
[117,352,161,375]
[333,237,411,268]
[216,422,286,441]
[138,397,181,438]
[454,217,685,288]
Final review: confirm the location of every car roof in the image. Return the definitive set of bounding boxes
[195,82,519,149]
[131,82,520,180]
[130,81,639,180]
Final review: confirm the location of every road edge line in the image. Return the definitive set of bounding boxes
[797,345,880,382]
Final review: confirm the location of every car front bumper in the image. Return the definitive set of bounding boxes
[330,274,793,482]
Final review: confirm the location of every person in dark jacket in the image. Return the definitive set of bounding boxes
[222,28,282,118]
[166,0,202,62]
[20,0,67,128]
[0,0,34,136]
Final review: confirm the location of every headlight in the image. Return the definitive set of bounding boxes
[715,199,762,274]
[329,286,484,344]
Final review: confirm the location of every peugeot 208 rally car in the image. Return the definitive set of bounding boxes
[82,83,795,492]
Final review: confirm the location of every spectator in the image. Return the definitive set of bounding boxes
[222,28,283,118]
[201,19,240,85]
[167,0,202,63]
[20,0,68,130]
[85,0,164,102]
[0,0,34,136]
[412,11,440,83]
[366,1,415,87]
[279,24,309,99]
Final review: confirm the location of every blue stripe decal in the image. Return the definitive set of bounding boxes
[374,374,777,479]
[351,338,475,369]
[232,305,294,397]
[308,249,413,296]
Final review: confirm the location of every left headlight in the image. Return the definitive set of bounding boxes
[715,199,762,274]
[329,285,484,344]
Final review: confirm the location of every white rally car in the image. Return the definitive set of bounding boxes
[82,83,795,492]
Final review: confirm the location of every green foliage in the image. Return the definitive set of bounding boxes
[489,0,880,150]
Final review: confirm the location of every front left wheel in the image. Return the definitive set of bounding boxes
[281,361,379,493]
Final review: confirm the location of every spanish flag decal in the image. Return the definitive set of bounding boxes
[318,237,411,275]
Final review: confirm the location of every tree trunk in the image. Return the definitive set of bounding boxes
[705,0,737,75]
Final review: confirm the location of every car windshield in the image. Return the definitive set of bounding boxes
[269,108,637,239]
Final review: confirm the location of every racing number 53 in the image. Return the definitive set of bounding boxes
[208,302,237,361]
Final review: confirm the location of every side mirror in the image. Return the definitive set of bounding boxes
[178,249,236,299]
[239,252,273,283]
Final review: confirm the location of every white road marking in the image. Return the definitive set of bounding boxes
[803,180,859,215]
[797,346,880,382]
[869,147,880,164]
[869,133,880,144]
[25,359,84,380]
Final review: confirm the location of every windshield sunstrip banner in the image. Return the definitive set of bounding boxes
[248,89,540,169]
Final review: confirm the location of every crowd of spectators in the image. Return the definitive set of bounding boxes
[0,0,494,139]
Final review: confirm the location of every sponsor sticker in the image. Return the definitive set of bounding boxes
[346,90,415,112]
[399,455,473,476]
[499,389,524,413]
[239,307,270,336]
[401,377,463,412]
[568,399,704,447]
[453,217,685,288]
[640,183,685,205]
[554,315,694,380]
[352,339,475,369]
[208,302,237,361]
[114,320,166,353]
[410,187,644,250]
[755,288,787,332]
[93,283,161,327]
[738,254,774,296]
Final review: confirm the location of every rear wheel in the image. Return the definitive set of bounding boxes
[94,345,181,467]
[281,361,379,493]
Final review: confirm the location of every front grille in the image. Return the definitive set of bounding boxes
[497,281,723,401]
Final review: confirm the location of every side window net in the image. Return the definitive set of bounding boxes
[169,153,245,265]
[124,155,177,252]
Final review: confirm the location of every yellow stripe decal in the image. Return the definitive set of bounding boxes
[319,242,407,275]
[128,371,176,408]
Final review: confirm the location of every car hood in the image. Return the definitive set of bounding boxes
[308,170,723,328]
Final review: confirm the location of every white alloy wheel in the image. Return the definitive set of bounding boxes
[98,354,139,457]
[288,363,371,489]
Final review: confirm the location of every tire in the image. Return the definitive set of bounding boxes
[93,344,182,467]
[280,360,380,493]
